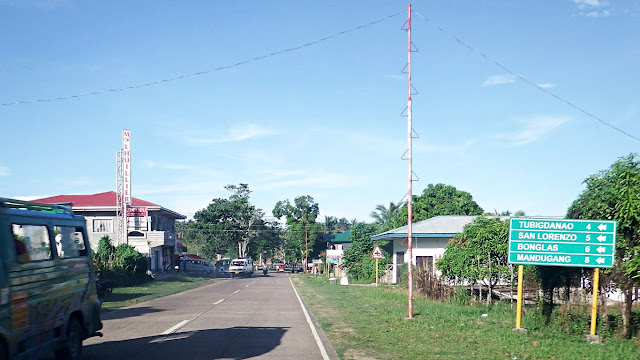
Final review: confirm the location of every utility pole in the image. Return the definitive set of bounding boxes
[406,3,414,319]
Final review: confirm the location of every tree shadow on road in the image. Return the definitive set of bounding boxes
[84,326,289,360]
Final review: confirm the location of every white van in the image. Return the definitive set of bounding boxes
[229,258,254,277]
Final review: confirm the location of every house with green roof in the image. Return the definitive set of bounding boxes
[325,230,352,265]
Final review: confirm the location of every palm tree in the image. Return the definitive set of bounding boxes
[370,202,401,230]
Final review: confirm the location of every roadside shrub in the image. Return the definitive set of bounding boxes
[114,244,148,275]
[94,235,115,271]
[95,243,151,286]
[414,267,452,301]
[450,286,471,306]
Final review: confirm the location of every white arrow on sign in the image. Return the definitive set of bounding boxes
[596,246,606,253]
[597,224,607,231]
[596,257,605,264]
[597,235,606,242]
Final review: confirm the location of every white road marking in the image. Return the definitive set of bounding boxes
[234,290,241,294]
[161,320,189,335]
[214,299,225,305]
[289,278,330,360]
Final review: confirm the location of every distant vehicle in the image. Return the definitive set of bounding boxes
[277,264,285,272]
[215,258,232,276]
[293,263,304,273]
[184,259,214,274]
[0,198,103,360]
[229,257,254,277]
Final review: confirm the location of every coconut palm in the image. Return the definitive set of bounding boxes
[370,202,401,230]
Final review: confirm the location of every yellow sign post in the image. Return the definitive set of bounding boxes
[590,268,600,336]
[515,265,524,329]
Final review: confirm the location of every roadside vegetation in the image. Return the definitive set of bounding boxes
[99,274,214,311]
[294,276,640,360]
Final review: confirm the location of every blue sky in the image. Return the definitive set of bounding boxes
[1,0,639,222]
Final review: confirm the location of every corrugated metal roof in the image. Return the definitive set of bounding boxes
[329,230,351,243]
[31,192,186,219]
[371,215,479,240]
[33,191,158,208]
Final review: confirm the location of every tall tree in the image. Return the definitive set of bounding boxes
[370,201,401,230]
[394,184,484,227]
[567,153,640,338]
[180,184,274,260]
[273,195,321,265]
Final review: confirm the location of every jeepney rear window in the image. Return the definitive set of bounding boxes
[12,224,51,262]
[54,226,86,258]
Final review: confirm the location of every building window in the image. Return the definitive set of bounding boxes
[93,219,113,233]
[416,256,434,273]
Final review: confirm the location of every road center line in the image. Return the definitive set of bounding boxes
[289,278,330,360]
[233,290,241,294]
[214,299,225,305]
[161,320,189,335]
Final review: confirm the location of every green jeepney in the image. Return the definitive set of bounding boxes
[0,198,102,360]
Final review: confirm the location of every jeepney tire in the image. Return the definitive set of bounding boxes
[56,317,83,360]
[0,339,8,360]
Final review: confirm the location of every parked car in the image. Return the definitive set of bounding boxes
[215,258,231,276]
[184,259,214,274]
[0,198,103,360]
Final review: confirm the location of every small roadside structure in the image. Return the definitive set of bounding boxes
[370,215,478,284]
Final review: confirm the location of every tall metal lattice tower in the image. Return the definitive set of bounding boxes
[115,149,127,245]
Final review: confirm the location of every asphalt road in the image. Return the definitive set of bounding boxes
[83,272,339,360]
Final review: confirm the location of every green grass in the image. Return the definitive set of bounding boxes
[100,274,215,310]
[294,277,640,360]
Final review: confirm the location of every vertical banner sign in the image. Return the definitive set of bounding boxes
[122,129,131,205]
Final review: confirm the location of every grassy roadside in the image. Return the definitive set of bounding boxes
[293,276,639,360]
[99,274,216,310]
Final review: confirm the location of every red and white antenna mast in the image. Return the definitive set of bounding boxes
[406,3,414,319]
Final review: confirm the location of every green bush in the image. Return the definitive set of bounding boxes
[114,244,148,275]
[94,240,152,286]
[450,286,471,306]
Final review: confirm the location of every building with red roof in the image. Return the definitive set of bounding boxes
[33,191,185,273]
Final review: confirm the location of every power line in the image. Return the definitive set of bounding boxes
[413,10,640,142]
[1,11,403,107]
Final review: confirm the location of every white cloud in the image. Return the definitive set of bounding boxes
[536,83,556,89]
[482,74,516,87]
[0,166,10,176]
[572,0,613,17]
[495,115,569,146]
[573,0,602,7]
[585,10,611,17]
[185,123,279,145]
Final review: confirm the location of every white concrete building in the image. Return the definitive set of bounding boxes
[371,215,479,284]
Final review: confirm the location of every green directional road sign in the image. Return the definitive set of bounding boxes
[508,218,616,268]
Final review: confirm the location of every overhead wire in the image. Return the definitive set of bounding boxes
[1,11,403,107]
[413,10,640,142]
